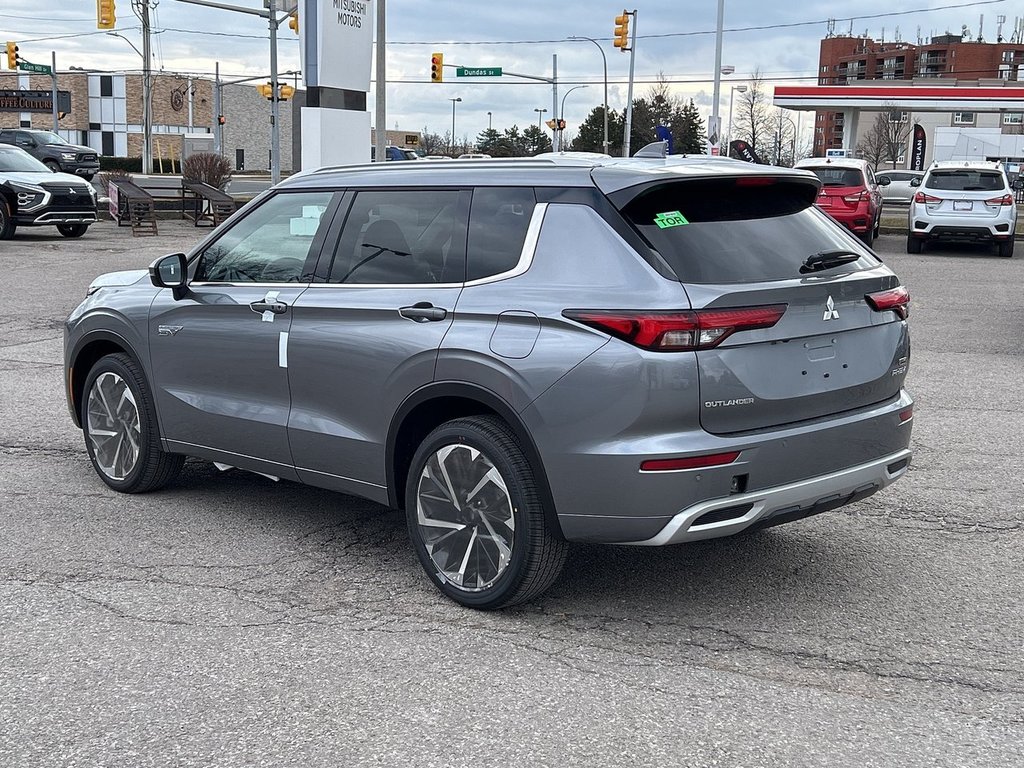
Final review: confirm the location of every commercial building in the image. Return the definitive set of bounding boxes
[0,69,296,172]
[813,30,1024,161]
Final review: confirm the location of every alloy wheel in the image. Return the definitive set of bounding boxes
[415,444,515,592]
[86,371,141,481]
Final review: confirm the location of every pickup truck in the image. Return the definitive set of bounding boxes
[0,128,100,180]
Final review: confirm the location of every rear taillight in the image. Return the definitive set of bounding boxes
[640,451,741,472]
[843,190,867,203]
[865,286,910,319]
[913,191,941,204]
[899,406,914,423]
[985,193,1015,206]
[563,305,787,352]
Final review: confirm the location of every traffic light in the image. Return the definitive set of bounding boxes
[96,0,116,30]
[256,82,273,100]
[5,41,18,70]
[288,11,298,35]
[217,115,226,125]
[613,11,631,50]
[277,83,295,101]
[430,52,443,83]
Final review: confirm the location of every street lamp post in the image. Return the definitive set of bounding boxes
[559,85,588,151]
[727,84,747,152]
[487,111,492,130]
[534,108,547,130]
[449,97,462,155]
[568,35,609,155]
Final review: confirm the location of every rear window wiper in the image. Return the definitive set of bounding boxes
[801,249,862,273]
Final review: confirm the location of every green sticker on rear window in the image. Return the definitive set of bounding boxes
[654,211,688,228]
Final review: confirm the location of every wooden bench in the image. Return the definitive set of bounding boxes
[181,180,237,227]
[108,178,158,236]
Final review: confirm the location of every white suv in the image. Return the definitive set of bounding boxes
[907,161,1017,257]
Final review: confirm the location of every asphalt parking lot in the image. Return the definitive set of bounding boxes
[1,219,1022,767]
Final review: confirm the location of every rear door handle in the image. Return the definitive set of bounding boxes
[250,300,288,314]
[400,303,447,322]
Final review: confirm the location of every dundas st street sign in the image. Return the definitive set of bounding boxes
[0,89,72,114]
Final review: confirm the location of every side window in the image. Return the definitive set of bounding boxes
[194,191,334,283]
[865,167,875,186]
[327,190,466,284]
[466,187,536,281]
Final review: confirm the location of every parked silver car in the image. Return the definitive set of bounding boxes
[65,154,914,609]
[875,170,925,204]
[907,160,1017,257]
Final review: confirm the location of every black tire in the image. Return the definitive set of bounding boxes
[0,197,15,240]
[44,160,61,173]
[83,174,95,182]
[405,416,568,609]
[906,236,923,254]
[57,222,89,238]
[997,238,1015,258]
[82,353,184,493]
[860,225,875,248]
[873,215,881,238]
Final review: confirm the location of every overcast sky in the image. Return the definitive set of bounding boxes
[1,0,1018,142]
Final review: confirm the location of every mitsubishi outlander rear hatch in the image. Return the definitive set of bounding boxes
[601,172,909,434]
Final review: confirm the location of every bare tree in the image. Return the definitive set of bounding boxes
[857,116,888,170]
[866,103,914,169]
[764,109,798,167]
[732,68,774,159]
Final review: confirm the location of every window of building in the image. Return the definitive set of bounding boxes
[1003,50,1016,63]
[888,111,910,123]
[953,112,975,125]
[1004,112,1024,125]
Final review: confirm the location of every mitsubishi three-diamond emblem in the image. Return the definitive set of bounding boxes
[823,295,840,321]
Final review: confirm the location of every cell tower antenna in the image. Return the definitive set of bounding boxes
[997,14,1006,42]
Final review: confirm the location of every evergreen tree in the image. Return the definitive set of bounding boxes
[674,99,706,154]
[570,106,621,154]
[475,128,501,155]
[523,124,552,155]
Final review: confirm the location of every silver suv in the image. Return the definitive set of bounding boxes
[907,160,1017,257]
[64,154,914,609]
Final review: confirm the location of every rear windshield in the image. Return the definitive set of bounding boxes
[924,170,1005,191]
[619,178,879,284]
[802,166,863,187]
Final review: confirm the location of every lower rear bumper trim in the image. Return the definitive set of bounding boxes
[620,448,912,546]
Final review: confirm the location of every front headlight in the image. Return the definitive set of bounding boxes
[60,152,76,161]
[8,182,50,213]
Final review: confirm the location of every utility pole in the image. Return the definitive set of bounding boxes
[710,0,725,155]
[50,51,58,132]
[213,61,222,154]
[268,0,280,183]
[551,54,558,151]
[623,11,637,157]
[374,0,386,162]
[140,0,153,174]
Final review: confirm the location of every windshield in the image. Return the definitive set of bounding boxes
[619,178,879,284]
[803,167,864,187]
[32,131,68,145]
[0,147,52,173]
[925,170,1005,191]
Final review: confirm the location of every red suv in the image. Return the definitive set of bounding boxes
[795,158,887,246]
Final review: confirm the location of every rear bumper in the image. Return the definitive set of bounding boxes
[623,448,911,545]
[819,205,874,233]
[909,210,1015,240]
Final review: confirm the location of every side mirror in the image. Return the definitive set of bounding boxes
[149,252,189,300]
[877,177,891,186]
[909,177,921,187]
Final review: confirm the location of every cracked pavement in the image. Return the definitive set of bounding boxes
[1,223,1022,767]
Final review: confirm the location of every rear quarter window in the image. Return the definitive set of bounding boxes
[466,187,536,281]
[619,178,880,284]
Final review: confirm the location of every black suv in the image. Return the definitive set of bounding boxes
[0,128,100,181]
[0,145,97,239]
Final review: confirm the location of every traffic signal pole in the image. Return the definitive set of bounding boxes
[51,51,58,132]
[623,11,637,157]
[268,0,280,184]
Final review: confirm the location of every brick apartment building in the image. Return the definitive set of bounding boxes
[1,69,296,172]
[814,33,1024,156]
